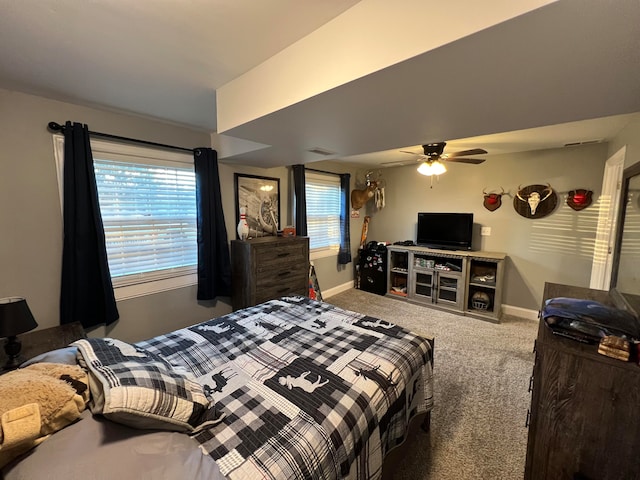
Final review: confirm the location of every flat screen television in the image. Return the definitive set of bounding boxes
[417,212,474,251]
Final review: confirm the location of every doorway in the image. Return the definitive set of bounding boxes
[590,146,626,289]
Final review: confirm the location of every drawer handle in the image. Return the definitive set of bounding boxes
[277,270,291,277]
[277,252,291,258]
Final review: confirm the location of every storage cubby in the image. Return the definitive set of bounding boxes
[386,245,506,323]
[468,285,495,312]
[465,257,504,322]
[469,260,498,287]
[388,250,409,297]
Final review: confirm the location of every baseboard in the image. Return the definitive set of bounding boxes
[502,304,539,321]
[323,285,540,321]
[322,281,354,299]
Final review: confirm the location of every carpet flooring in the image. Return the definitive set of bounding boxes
[327,289,539,480]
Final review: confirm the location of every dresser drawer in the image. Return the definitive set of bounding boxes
[254,242,308,268]
[255,276,308,304]
[256,266,306,286]
[231,237,310,311]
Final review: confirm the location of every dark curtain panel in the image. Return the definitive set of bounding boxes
[194,148,231,300]
[292,165,308,236]
[338,173,352,265]
[60,121,119,328]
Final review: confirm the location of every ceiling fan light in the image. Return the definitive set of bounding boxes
[431,160,447,175]
[417,161,434,176]
[417,160,447,176]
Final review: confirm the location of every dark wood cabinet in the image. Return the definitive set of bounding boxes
[231,236,309,310]
[525,282,640,480]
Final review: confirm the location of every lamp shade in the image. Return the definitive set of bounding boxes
[417,160,447,176]
[0,297,38,337]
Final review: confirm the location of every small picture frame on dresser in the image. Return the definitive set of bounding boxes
[234,173,280,238]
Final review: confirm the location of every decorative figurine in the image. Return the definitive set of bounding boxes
[237,205,249,240]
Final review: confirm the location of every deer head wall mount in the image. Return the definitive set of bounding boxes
[351,171,382,210]
[351,180,378,210]
[482,187,505,212]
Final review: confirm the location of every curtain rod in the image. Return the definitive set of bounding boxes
[47,122,196,154]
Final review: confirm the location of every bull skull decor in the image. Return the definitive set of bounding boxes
[482,187,505,212]
[513,183,557,219]
[567,189,593,211]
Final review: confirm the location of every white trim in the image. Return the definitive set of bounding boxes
[114,273,197,301]
[52,134,65,211]
[322,281,354,299]
[91,138,193,164]
[590,145,626,289]
[502,304,540,321]
[309,246,339,260]
[322,287,541,321]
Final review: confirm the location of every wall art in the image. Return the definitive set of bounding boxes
[234,173,280,238]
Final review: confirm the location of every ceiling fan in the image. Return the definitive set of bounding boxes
[381,142,487,175]
[403,142,487,165]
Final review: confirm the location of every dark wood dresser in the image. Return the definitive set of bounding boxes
[525,282,640,480]
[231,236,309,310]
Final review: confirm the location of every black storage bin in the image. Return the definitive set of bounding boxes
[358,242,387,295]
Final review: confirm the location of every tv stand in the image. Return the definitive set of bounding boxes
[387,245,506,323]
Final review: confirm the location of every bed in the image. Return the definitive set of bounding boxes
[1,295,433,480]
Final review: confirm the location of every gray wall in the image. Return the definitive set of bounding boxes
[0,88,362,341]
[214,157,365,298]
[0,88,228,342]
[3,86,637,338]
[364,144,609,310]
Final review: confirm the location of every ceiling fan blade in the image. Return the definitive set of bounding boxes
[400,150,420,155]
[446,148,488,157]
[381,159,414,166]
[444,157,486,164]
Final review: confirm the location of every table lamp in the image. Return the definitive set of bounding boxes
[0,297,38,370]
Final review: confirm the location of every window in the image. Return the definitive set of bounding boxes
[305,171,341,257]
[53,136,197,300]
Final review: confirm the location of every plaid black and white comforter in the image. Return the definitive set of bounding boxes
[137,296,433,480]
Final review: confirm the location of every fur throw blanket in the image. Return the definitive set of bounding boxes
[0,363,88,468]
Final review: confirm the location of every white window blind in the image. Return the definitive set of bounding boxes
[52,135,198,299]
[305,172,341,251]
[93,158,197,287]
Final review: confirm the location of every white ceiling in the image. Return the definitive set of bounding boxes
[0,0,360,130]
[1,0,639,168]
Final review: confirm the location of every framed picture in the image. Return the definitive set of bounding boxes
[234,173,280,238]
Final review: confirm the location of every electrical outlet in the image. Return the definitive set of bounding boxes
[481,226,492,236]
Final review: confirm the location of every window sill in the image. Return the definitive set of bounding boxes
[310,247,339,261]
[113,273,197,301]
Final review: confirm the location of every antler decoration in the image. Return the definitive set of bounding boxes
[540,183,554,202]
[483,187,505,212]
[514,183,558,218]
